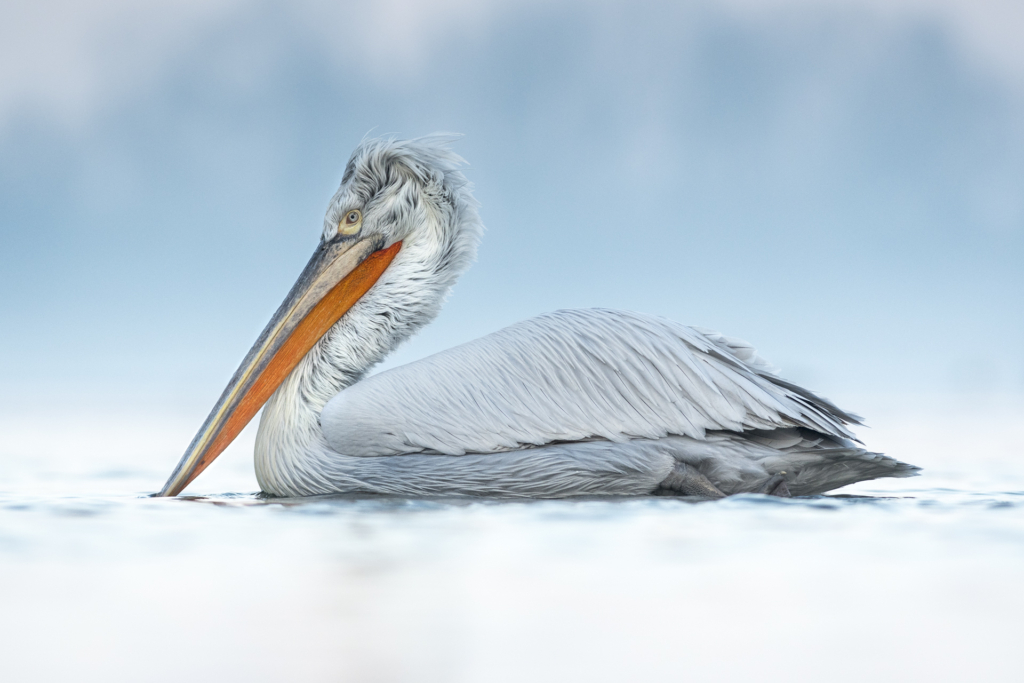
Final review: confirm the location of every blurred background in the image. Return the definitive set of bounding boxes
[2,2,1023,681]
[3,0,1022,404]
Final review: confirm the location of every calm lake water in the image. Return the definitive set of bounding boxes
[2,393,1022,682]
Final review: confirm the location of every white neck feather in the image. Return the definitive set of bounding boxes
[254,195,479,494]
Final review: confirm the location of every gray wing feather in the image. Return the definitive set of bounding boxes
[320,308,861,457]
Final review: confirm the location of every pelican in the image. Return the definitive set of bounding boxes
[157,135,919,499]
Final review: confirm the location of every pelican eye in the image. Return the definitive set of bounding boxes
[339,209,362,235]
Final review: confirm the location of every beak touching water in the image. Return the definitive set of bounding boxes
[156,237,402,497]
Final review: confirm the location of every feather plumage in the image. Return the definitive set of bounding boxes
[321,308,860,456]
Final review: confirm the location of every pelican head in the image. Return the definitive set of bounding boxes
[158,135,482,496]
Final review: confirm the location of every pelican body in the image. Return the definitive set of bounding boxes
[158,136,918,498]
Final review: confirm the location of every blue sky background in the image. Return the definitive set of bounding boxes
[1,0,1022,417]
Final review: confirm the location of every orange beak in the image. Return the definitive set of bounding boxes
[156,236,402,497]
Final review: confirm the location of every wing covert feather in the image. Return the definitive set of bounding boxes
[320,309,860,457]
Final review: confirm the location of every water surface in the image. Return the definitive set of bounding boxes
[2,394,1022,682]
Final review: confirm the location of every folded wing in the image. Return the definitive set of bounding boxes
[320,308,862,457]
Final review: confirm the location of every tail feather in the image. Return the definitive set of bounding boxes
[769,447,920,496]
[667,429,920,496]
